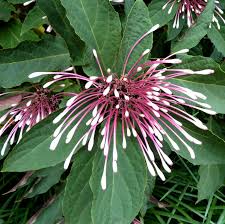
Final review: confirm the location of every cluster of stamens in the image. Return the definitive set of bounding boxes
[163,0,225,29]
[28,24,216,190]
[0,88,60,156]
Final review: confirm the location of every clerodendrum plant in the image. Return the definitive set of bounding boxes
[163,0,225,29]
[29,24,216,190]
[0,88,60,156]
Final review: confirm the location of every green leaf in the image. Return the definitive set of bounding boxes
[116,0,152,75]
[0,0,15,22]
[208,23,225,57]
[60,0,121,72]
[172,0,215,52]
[171,55,225,113]
[25,164,64,198]
[21,6,46,35]
[0,19,39,49]
[208,117,225,141]
[37,0,86,65]
[30,193,64,224]
[124,0,134,16]
[2,110,89,172]
[7,0,28,3]
[0,36,70,88]
[148,0,177,28]
[90,129,147,224]
[63,149,96,224]
[140,175,155,217]
[197,164,225,201]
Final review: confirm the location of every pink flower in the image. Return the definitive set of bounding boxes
[29,24,216,190]
[0,88,60,156]
[163,0,225,29]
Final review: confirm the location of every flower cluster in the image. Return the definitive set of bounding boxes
[163,0,225,29]
[0,88,60,156]
[29,24,216,190]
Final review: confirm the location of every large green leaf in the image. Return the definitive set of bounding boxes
[0,36,70,88]
[37,0,86,65]
[0,19,39,49]
[63,149,95,224]
[21,6,47,35]
[116,0,152,74]
[197,164,225,201]
[171,56,225,113]
[90,130,147,224]
[208,23,225,57]
[172,0,215,52]
[60,0,121,72]
[148,0,177,28]
[2,110,89,171]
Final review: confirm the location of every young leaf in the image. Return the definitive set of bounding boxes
[116,0,152,74]
[21,6,47,35]
[0,36,70,88]
[60,0,121,72]
[90,130,148,224]
[63,149,96,224]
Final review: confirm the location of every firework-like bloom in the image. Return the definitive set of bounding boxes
[0,88,60,156]
[163,0,225,29]
[29,24,216,190]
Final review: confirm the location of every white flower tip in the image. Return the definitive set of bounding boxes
[66,96,77,107]
[28,72,49,78]
[85,81,93,89]
[114,89,119,98]
[137,67,142,72]
[89,76,98,81]
[43,81,54,88]
[176,49,189,54]
[106,75,113,83]
[103,86,111,96]
[54,75,63,79]
[195,69,214,75]
[107,68,111,74]
[92,49,97,58]
[147,24,160,34]
[64,157,71,170]
[101,175,106,190]
[142,49,150,56]
[112,160,118,173]
[125,110,129,117]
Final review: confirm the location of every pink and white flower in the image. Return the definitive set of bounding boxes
[0,88,60,156]
[163,0,225,29]
[29,24,216,190]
